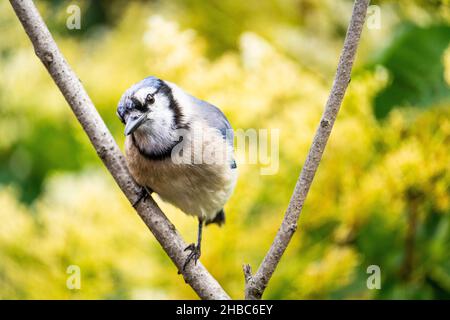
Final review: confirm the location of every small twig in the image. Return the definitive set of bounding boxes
[9,0,229,300]
[243,0,370,300]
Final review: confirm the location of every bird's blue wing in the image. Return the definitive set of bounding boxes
[192,98,236,169]
[194,98,234,146]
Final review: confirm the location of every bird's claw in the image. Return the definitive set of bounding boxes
[183,243,201,271]
[132,187,149,208]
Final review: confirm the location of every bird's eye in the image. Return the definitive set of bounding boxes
[146,94,155,105]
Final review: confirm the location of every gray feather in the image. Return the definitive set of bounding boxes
[191,97,234,146]
[190,97,237,169]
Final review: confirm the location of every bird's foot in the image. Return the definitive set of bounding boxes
[132,187,150,208]
[183,243,201,271]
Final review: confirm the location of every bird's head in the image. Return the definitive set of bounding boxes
[117,76,183,136]
[117,76,187,157]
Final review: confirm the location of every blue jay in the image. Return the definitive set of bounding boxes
[117,76,237,270]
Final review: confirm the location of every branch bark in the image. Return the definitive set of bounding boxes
[243,0,370,300]
[9,0,230,300]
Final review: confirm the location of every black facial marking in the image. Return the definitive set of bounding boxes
[158,81,189,130]
[131,96,142,108]
[131,133,182,161]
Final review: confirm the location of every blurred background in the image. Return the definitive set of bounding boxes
[0,0,449,299]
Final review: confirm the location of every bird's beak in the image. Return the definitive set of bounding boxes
[124,112,149,136]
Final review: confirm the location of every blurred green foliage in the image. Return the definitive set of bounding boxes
[0,0,449,299]
[373,24,450,119]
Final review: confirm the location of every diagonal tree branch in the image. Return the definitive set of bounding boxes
[243,0,370,300]
[9,0,230,300]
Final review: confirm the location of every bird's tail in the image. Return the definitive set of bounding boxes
[206,209,225,226]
